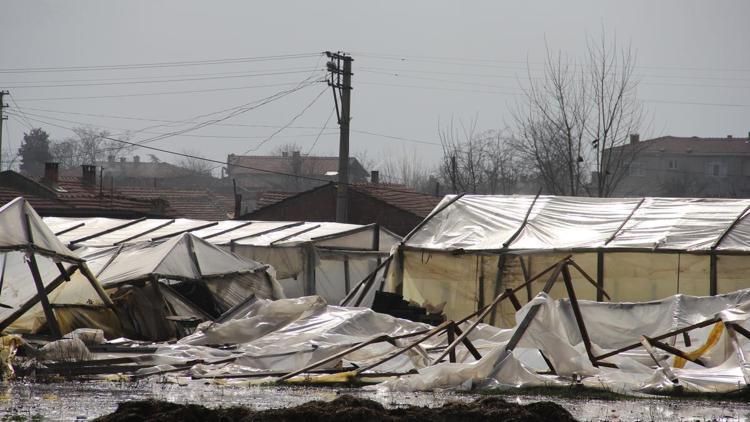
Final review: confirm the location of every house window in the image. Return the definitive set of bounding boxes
[667,159,678,170]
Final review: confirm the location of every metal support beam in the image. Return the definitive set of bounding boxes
[561,264,598,367]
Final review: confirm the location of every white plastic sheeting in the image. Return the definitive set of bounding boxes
[376,290,750,394]
[408,195,750,252]
[86,289,750,396]
[395,195,750,321]
[0,198,77,257]
[77,233,269,288]
[43,216,400,304]
[0,198,111,334]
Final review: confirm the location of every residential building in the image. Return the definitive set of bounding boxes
[225,152,369,192]
[610,134,750,197]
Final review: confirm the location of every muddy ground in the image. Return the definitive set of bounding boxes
[2,380,750,421]
[93,395,575,422]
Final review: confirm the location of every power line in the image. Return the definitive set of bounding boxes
[14,106,328,130]
[306,105,336,155]
[360,66,750,90]
[0,66,320,85]
[7,110,337,140]
[0,53,322,73]
[240,86,328,154]
[127,78,323,147]
[0,69,319,89]
[355,51,750,75]
[359,79,750,108]
[11,79,325,101]
[7,76,323,153]
[351,129,442,146]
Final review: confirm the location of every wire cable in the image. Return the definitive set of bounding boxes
[11,79,325,102]
[0,53,322,73]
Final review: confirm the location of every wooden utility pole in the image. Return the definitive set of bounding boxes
[326,52,353,223]
[0,91,8,171]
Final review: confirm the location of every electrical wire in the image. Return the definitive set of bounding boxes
[14,106,327,130]
[351,129,442,146]
[0,53,322,73]
[240,86,329,154]
[306,105,336,155]
[0,66,321,85]
[11,79,325,102]
[8,109,337,140]
[355,51,750,76]
[0,69,320,89]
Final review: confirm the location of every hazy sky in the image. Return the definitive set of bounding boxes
[2,1,749,176]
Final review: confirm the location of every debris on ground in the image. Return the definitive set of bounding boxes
[93,395,577,422]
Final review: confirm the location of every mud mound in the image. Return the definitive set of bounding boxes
[95,394,577,422]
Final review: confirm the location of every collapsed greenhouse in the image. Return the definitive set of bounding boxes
[1,195,750,396]
[43,216,399,305]
[389,194,750,326]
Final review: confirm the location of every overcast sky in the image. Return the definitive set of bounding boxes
[2,1,749,176]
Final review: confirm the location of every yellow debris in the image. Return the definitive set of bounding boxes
[673,323,724,368]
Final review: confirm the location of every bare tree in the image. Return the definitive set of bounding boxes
[51,126,134,168]
[379,147,435,193]
[439,119,521,194]
[176,149,214,176]
[512,32,645,197]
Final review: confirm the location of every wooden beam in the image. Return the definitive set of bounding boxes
[643,335,705,367]
[567,259,611,301]
[354,321,452,375]
[431,288,511,364]
[0,265,74,333]
[595,317,721,361]
[561,264,598,367]
[504,261,564,353]
[276,334,393,382]
[596,251,604,302]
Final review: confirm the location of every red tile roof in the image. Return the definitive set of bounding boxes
[255,183,441,218]
[256,191,296,209]
[55,176,165,215]
[116,186,232,220]
[0,171,164,217]
[351,183,441,218]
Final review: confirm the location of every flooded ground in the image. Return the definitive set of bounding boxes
[0,379,749,421]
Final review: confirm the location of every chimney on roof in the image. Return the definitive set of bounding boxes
[282,151,288,157]
[43,162,59,185]
[133,155,140,163]
[629,134,640,145]
[81,165,96,185]
[728,135,733,139]
[291,150,302,175]
[371,170,379,184]
[107,154,115,163]
[120,157,126,163]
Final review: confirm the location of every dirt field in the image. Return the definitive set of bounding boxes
[93,395,575,422]
[2,380,750,421]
